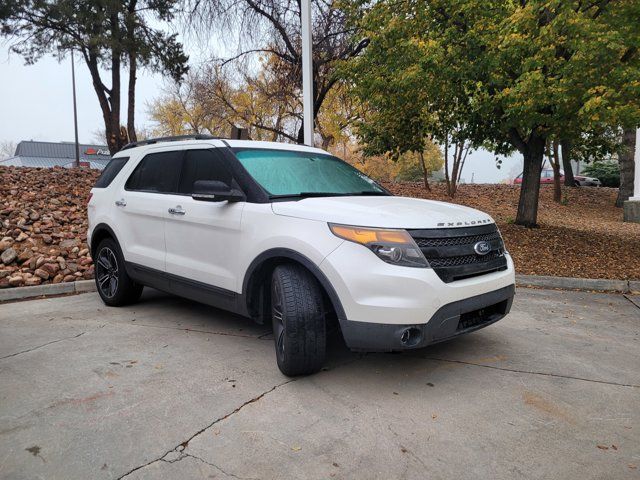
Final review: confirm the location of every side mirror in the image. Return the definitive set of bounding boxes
[192,180,245,203]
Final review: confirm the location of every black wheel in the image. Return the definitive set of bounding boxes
[94,238,143,306]
[271,264,326,376]
[574,180,581,187]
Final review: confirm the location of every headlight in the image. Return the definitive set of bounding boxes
[329,223,429,268]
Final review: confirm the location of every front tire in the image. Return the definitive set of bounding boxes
[94,238,143,306]
[271,264,326,376]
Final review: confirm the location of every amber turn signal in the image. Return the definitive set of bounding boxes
[329,224,413,245]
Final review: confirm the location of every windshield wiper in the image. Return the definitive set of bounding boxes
[353,191,390,196]
[269,191,389,200]
[269,192,348,199]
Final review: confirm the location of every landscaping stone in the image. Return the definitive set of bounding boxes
[1,248,17,265]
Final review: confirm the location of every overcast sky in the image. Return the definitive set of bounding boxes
[0,44,522,183]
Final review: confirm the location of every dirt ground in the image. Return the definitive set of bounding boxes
[386,182,640,280]
[1,166,638,283]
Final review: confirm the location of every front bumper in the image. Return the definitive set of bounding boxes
[339,284,515,352]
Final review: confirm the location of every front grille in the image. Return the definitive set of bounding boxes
[408,224,508,283]
[414,231,501,248]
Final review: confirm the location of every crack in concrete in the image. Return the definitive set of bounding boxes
[623,294,640,310]
[114,357,361,480]
[167,453,255,479]
[114,379,295,480]
[0,332,85,360]
[420,356,640,388]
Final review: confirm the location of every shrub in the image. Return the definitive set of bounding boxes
[582,162,620,187]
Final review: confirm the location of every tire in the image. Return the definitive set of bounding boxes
[574,180,581,187]
[94,237,143,307]
[271,264,326,376]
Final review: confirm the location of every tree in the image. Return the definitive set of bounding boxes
[1,0,188,154]
[184,0,368,144]
[443,135,472,197]
[347,0,640,226]
[349,148,443,185]
[0,140,17,160]
[394,144,444,189]
[560,139,575,187]
[148,72,226,137]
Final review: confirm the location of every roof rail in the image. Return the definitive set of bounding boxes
[120,134,221,151]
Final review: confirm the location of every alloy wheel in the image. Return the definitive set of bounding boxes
[96,247,119,298]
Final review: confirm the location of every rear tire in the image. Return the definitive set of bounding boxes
[94,238,143,307]
[271,264,326,376]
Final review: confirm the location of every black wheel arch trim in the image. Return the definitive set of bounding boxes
[242,248,347,321]
[90,223,120,258]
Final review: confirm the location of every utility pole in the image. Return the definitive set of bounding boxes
[71,50,80,168]
[301,0,314,146]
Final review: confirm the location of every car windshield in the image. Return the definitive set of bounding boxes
[233,148,387,198]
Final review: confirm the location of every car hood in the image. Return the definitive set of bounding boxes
[271,196,495,229]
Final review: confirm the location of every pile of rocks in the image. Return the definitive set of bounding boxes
[0,166,100,288]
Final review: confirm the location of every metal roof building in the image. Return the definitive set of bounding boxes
[1,140,111,170]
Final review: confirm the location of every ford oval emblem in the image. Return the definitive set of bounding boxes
[474,241,491,255]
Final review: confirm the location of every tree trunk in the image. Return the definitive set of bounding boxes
[127,52,137,143]
[126,0,137,144]
[616,128,636,207]
[108,13,124,154]
[561,139,575,186]
[419,151,430,191]
[515,134,546,227]
[443,135,451,195]
[449,141,460,197]
[456,142,470,185]
[296,123,305,144]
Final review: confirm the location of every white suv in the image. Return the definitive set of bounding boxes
[87,135,515,376]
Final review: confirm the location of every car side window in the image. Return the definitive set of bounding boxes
[178,149,233,194]
[125,151,183,193]
[94,156,129,188]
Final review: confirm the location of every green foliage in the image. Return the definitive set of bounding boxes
[349,0,640,150]
[582,162,621,188]
[1,1,187,78]
[345,0,640,225]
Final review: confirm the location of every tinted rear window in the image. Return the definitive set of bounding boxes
[94,157,129,188]
[125,151,183,193]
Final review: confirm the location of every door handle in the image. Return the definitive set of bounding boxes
[168,206,186,215]
[115,199,126,207]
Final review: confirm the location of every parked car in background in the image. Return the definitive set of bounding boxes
[513,169,601,187]
[573,174,602,187]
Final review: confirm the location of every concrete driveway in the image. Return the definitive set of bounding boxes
[0,287,638,480]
